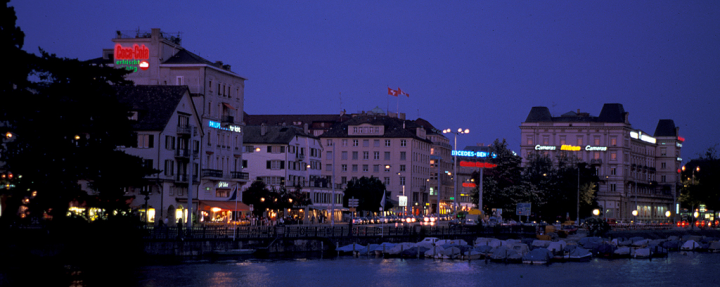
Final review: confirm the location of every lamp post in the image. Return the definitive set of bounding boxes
[330,142,336,226]
[576,164,580,225]
[443,128,469,213]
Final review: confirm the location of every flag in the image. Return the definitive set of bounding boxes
[380,190,386,210]
[227,185,239,201]
[402,91,409,97]
[388,87,398,97]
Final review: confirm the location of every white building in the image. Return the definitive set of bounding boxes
[519,104,683,222]
[88,29,249,219]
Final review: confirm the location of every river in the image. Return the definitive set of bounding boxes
[48,252,716,287]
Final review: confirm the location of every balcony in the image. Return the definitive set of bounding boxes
[177,125,191,136]
[590,159,602,165]
[202,169,223,178]
[221,115,234,124]
[231,171,249,180]
[297,154,305,160]
[176,174,188,183]
[175,149,190,159]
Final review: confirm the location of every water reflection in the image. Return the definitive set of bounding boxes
[5,252,720,286]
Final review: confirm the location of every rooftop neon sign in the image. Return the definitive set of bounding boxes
[560,145,581,151]
[114,44,149,73]
[451,150,497,158]
[535,145,556,151]
[630,131,656,144]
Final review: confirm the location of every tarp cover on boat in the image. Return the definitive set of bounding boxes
[522,248,552,263]
[569,247,591,259]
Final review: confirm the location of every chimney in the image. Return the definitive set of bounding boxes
[215,61,223,67]
[399,113,406,120]
[675,127,680,137]
[477,143,485,147]
[261,123,267,136]
[577,109,580,114]
[624,112,629,124]
[304,123,309,134]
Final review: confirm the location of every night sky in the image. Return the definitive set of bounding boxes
[12,1,720,162]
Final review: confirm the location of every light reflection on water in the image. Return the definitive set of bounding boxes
[5,252,720,287]
[130,252,720,287]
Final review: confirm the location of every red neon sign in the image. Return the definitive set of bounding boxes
[678,136,685,142]
[459,161,497,168]
[462,182,477,188]
[139,61,149,70]
[114,44,149,60]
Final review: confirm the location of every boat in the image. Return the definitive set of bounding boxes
[439,247,462,259]
[490,246,512,261]
[372,243,396,256]
[531,240,551,249]
[631,239,650,248]
[568,247,592,261]
[507,251,524,263]
[475,238,495,246]
[522,248,552,264]
[681,240,701,251]
[613,247,631,258]
[212,249,256,255]
[464,249,484,260]
[388,242,417,256]
[425,245,444,258]
[650,245,668,258]
[632,248,651,259]
[400,246,429,258]
[547,240,566,254]
[708,242,720,253]
[597,243,617,258]
[337,244,365,255]
[662,240,682,251]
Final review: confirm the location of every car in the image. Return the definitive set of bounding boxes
[464,219,478,226]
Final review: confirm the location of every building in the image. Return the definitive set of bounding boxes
[242,124,342,221]
[519,103,683,222]
[113,85,204,224]
[319,110,434,216]
[88,29,249,218]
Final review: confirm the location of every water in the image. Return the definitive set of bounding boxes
[4,252,719,286]
[134,253,718,287]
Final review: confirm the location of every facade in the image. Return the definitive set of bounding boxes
[455,145,494,211]
[519,104,683,222]
[113,85,204,224]
[243,125,342,220]
[320,111,434,216]
[89,29,249,218]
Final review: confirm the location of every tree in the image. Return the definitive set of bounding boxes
[343,176,392,213]
[470,139,523,216]
[242,181,274,216]
[1,1,156,225]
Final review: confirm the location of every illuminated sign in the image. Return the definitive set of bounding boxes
[677,157,682,162]
[676,142,682,148]
[678,136,685,142]
[449,197,455,200]
[585,145,607,151]
[429,187,434,195]
[218,182,229,188]
[560,145,581,151]
[630,131,656,144]
[114,44,150,73]
[535,145,556,151]
[398,196,407,207]
[209,120,242,133]
[459,161,497,168]
[451,150,497,158]
[462,183,476,188]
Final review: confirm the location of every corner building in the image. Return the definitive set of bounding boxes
[519,104,683,222]
[89,29,248,217]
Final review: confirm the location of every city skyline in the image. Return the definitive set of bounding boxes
[12,1,720,160]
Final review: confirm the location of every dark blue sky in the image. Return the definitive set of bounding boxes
[12,1,720,161]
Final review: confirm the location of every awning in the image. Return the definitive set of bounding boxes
[199,200,250,212]
[223,102,236,110]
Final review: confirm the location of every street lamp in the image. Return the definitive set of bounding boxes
[443,128,469,213]
[593,209,600,216]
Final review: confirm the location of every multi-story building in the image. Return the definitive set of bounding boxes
[415,119,454,215]
[242,125,340,220]
[88,29,248,219]
[114,85,203,224]
[320,110,434,216]
[519,103,683,222]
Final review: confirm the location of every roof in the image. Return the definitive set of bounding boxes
[114,85,189,131]
[162,49,246,79]
[162,48,217,66]
[245,114,352,128]
[524,104,628,123]
[319,115,433,143]
[243,125,316,144]
[653,119,678,137]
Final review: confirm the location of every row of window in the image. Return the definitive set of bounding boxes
[336,151,407,161]
[526,134,618,146]
[331,139,406,147]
